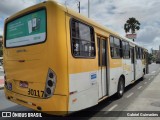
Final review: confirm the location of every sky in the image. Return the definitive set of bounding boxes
[0,0,160,52]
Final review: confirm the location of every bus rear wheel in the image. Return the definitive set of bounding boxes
[116,77,125,98]
[141,70,145,81]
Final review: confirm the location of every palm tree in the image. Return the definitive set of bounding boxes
[124,17,140,41]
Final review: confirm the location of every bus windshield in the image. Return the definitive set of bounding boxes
[5,9,46,48]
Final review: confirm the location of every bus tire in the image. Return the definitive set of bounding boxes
[141,74,144,81]
[116,77,125,98]
[141,69,145,81]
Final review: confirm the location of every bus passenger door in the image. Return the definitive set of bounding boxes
[131,47,136,80]
[97,37,108,98]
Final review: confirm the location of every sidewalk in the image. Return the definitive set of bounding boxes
[0,75,4,90]
[0,67,4,90]
[117,72,160,119]
[124,73,160,111]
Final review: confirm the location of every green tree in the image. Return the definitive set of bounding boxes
[148,53,153,64]
[124,17,140,41]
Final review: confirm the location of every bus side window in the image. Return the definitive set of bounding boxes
[136,46,139,59]
[122,41,130,59]
[109,36,121,58]
[110,36,114,58]
[71,19,95,58]
[139,48,141,59]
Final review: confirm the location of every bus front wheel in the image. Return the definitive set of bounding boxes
[116,77,125,98]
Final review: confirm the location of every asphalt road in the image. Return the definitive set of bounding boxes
[0,63,160,119]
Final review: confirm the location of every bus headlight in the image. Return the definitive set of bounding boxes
[44,68,56,98]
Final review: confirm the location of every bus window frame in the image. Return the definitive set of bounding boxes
[122,40,130,59]
[109,35,122,59]
[4,7,47,48]
[70,18,96,59]
[136,46,142,59]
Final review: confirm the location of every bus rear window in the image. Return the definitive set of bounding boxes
[5,9,46,48]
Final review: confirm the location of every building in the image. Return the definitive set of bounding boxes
[151,46,160,63]
[156,46,160,63]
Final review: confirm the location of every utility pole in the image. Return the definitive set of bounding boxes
[78,1,80,13]
[88,0,90,18]
[65,1,67,6]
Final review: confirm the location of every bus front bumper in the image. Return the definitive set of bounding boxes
[4,88,68,115]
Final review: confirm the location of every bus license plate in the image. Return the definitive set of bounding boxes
[19,81,28,88]
[8,83,12,90]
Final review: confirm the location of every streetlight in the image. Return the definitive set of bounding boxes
[88,0,90,18]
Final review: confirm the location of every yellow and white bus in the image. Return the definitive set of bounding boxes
[3,0,148,115]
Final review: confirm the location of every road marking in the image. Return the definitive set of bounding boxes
[126,92,134,98]
[151,71,156,74]
[144,82,147,84]
[107,104,118,111]
[138,86,142,89]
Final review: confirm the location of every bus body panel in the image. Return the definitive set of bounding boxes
[109,67,122,95]
[3,0,148,114]
[65,14,99,111]
[4,1,69,113]
[136,60,143,80]
[109,58,123,96]
[4,88,68,115]
[124,59,132,86]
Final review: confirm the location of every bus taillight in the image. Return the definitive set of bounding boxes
[4,70,7,86]
[44,68,56,98]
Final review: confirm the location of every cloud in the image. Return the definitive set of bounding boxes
[60,0,160,51]
[0,0,45,16]
[138,25,160,44]
[0,0,160,51]
[0,0,45,35]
